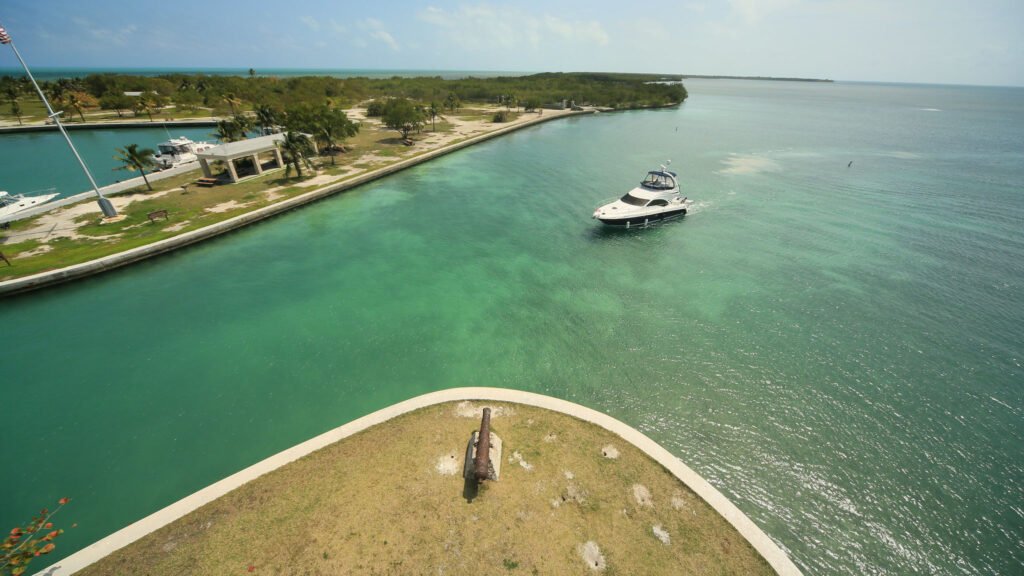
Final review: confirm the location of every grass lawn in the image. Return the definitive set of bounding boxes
[0,169,315,280]
[76,402,775,576]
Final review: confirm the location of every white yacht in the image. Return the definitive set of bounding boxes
[0,189,60,219]
[593,163,691,226]
[153,136,215,169]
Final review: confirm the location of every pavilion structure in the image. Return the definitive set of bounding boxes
[196,134,289,184]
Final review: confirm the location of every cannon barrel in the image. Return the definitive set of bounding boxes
[473,408,491,481]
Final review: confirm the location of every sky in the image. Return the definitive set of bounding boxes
[1,0,1022,86]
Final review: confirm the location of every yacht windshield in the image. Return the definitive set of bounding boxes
[641,172,674,190]
[620,193,648,206]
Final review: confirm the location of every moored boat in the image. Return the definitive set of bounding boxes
[153,136,216,169]
[0,188,60,219]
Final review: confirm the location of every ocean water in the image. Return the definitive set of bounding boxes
[2,80,1022,574]
[0,126,219,199]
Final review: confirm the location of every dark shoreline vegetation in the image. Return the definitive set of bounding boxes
[682,74,832,82]
[0,71,687,125]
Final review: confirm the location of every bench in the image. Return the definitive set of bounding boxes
[147,210,169,223]
[196,177,218,187]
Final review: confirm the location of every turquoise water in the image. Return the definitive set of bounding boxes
[2,80,1023,574]
[0,126,218,199]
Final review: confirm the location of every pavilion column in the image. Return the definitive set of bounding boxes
[226,159,239,183]
[273,147,284,168]
[199,158,212,178]
[252,154,263,174]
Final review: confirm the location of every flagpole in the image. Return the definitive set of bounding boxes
[0,21,118,217]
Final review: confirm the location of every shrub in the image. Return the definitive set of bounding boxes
[365,99,388,117]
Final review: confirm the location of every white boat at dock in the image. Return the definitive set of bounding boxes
[153,136,216,169]
[0,188,60,219]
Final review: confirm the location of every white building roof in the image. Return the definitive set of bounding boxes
[197,134,286,161]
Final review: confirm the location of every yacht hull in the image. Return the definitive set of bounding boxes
[596,206,688,226]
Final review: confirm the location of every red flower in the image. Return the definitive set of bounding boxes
[247,565,255,572]
[58,497,70,505]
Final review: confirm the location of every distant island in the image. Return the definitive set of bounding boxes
[0,71,687,127]
[681,74,833,83]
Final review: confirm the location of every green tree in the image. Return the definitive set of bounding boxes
[215,118,245,142]
[63,92,89,122]
[5,85,23,125]
[444,92,461,113]
[427,101,443,131]
[222,92,243,115]
[99,93,134,118]
[382,98,423,140]
[113,143,157,190]
[2,498,71,576]
[231,113,254,137]
[254,104,280,135]
[9,99,22,125]
[314,107,359,164]
[365,99,387,117]
[279,131,315,177]
[133,97,155,121]
[174,89,202,112]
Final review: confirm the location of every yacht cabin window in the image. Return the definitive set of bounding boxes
[620,193,648,206]
[641,172,674,190]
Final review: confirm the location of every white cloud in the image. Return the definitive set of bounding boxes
[371,29,400,51]
[299,15,320,32]
[542,15,609,45]
[357,18,399,51]
[728,0,801,25]
[71,17,137,46]
[329,19,347,35]
[417,4,609,51]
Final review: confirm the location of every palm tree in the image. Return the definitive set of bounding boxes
[427,101,443,131]
[315,108,359,164]
[64,92,87,122]
[222,93,242,116]
[215,118,245,142]
[279,131,315,178]
[113,144,157,191]
[10,99,23,126]
[255,104,279,135]
[133,98,155,121]
[231,113,254,137]
[5,86,22,126]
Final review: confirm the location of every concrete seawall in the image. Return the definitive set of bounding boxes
[0,110,591,296]
[36,388,803,576]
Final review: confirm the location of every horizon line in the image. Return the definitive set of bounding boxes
[0,66,1020,89]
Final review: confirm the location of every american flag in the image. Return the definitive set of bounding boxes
[0,24,11,45]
